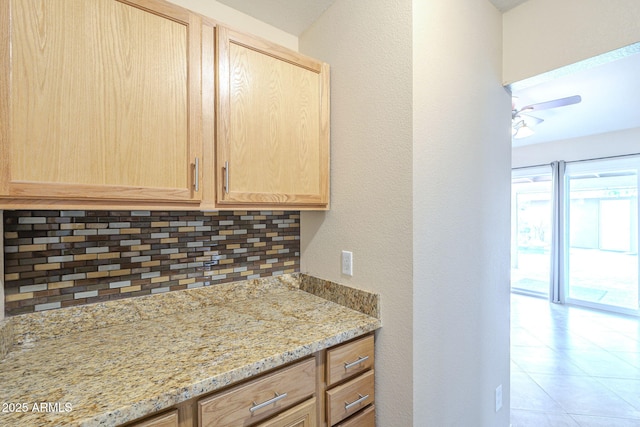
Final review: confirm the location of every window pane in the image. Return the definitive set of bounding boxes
[511,168,552,297]
[566,162,639,312]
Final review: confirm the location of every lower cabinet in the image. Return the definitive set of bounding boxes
[122,334,376,427]
[324,335,375,426]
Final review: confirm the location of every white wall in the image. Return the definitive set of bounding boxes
[299,0,414,425]
[167,0,297,50]
[513,127,640,168]
[503,0,640,85]
[413,1,511,425]
[301,0,510,425]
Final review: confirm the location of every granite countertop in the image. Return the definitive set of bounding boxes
[0,274,381,427]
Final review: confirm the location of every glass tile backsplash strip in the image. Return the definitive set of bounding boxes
[3,210,300,316]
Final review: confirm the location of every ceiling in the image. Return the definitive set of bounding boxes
[489,0,530,12]
[511,49,640,147]
[216,0,527,35]
[217,0,640,148]
[216,0,337,36]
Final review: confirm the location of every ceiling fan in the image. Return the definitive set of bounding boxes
[512,95,582,139]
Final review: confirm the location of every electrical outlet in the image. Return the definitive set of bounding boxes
[495,384,503,412]
[341,250,353,276]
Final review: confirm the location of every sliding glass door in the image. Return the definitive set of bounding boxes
[512,156,640,315]
[511,166,552,297]
[565,158,639,314]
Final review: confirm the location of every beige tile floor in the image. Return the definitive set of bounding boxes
[511,293,640,426]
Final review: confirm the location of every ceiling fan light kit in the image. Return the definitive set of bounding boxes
[512,121,535,139]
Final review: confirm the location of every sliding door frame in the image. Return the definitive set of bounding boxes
[511,165,553,298]
[563,156,640,316]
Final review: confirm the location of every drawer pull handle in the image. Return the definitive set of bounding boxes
[250,392,288,413]
[344,355,369,370]
[345,393,370,410]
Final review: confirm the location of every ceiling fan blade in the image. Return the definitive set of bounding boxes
[521,95,581,113]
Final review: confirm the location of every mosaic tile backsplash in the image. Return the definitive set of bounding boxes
[3,210,300,316]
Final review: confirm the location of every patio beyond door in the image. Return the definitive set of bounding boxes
[565,159,639,313]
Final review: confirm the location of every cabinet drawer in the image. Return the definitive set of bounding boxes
[335,405,375,427]
[255,398,316,427]
[326,370,374,426]
[326,335,374,386]
[198,358,316,427]
[129,409,178,427]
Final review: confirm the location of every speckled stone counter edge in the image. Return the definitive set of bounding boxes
[299,274,380,319]
[3,273,379,350]
[0,318,12,359]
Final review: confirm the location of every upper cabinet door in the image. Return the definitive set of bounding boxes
[216,27,330,208]
[0,0,202,204]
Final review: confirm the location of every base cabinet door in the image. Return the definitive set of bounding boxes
[1,0,202,204]
[255,398,316,427]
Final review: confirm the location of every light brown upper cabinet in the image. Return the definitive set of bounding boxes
[215,27,330,209]
[0,0,202,206]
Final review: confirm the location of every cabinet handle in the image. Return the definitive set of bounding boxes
[249,392,288,413]
[344,355,369,370]
[344,393,369,410]
[224,161,229,194]
[194,157,200,192]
